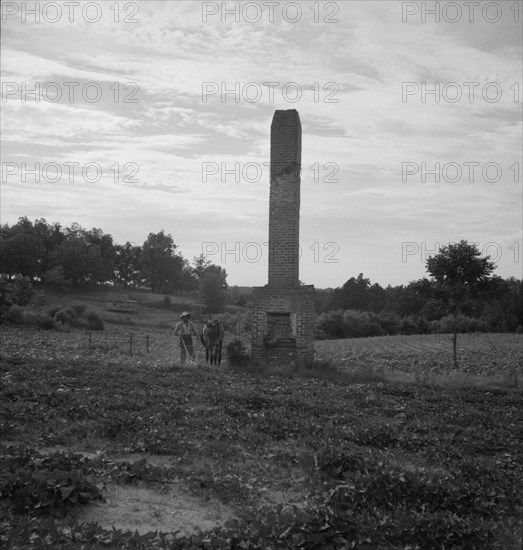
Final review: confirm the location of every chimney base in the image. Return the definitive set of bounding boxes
[251,285,315,367]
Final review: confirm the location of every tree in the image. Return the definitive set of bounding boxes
[181,258,198,292]
[43,265,71,292]
[330,273,371,310]
[426,240,496,365]
[0,217,45,280]
[83,227,115,284]
[0,277,35,319]
[199,272,226,313]
[480,276,523,332]
[141,231,184,293]
[396,278,435,317]
[192,255,228,289]
[192,255,211,280]
[202,264,228,290]
[368,283,387,312]
[114,242,143,288]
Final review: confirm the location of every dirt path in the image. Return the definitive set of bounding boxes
[30,445,239,536]
[74,482,236,536]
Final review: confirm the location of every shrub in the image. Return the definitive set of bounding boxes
[6,278,35,306]
[0,278,35,319]
[84,309,104,331]
[316,310,388,339]
[3,305,57,330]
[343,310,385,338]
[74,318,89,330]
[63,306,78,321]
[20,310,37,325]
[438,314,470,333]
[42,266,71,291]
[226,338,250,367]
[5,304,25,324]
[54,309,74,325]
[31,291,47,309]
[209,311,251,336]
[235,296,247,307]
[71,303,86,317]
[35,313,57,330]
[117,315,135,326]
[46,305,63,318]
[400,315,419,335]
[316,310,348,339]
[377,311,401,335]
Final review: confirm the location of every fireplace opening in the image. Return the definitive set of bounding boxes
[265,312,296,347]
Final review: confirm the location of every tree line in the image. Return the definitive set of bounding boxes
[1,219,521,340]
[0,217,227,312]
[314,246,522,346]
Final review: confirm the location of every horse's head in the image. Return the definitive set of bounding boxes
[206,319,220,332]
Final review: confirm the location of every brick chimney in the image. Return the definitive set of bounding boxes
[251,110,315,367]
[268,109,301,288]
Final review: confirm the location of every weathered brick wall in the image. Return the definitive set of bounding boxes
[268,109,301,289]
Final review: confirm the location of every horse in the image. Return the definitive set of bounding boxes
[200,319,224,365]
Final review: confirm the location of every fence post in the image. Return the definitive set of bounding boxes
[88,332,92,348]
[146,335,149,353]
[129,332,133,355]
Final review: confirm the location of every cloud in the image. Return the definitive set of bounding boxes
[1,0,521,286]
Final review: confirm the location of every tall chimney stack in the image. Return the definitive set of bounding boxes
[251,110,314,367]
[268,109,301,288]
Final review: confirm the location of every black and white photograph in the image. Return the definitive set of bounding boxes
[1,1,522,547]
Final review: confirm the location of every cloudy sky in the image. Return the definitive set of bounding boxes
[1,0,521,288]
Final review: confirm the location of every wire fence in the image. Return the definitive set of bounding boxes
[87,328,150,354]
[0,323,252,363]
[1,325,153,356]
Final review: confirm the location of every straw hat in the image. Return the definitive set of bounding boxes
[180,311,190,318]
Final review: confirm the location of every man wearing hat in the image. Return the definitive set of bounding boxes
[174,311,197,366]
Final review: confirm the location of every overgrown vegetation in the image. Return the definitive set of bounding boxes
[0,325,521,548]
[225,338,250,367]
[1,447,103,517]
[2,300,104,332]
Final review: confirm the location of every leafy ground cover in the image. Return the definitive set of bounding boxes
[0,325,521,548]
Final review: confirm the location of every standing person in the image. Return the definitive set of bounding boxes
[174,311,197,366]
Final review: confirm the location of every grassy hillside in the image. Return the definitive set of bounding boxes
[39,288,201,329]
